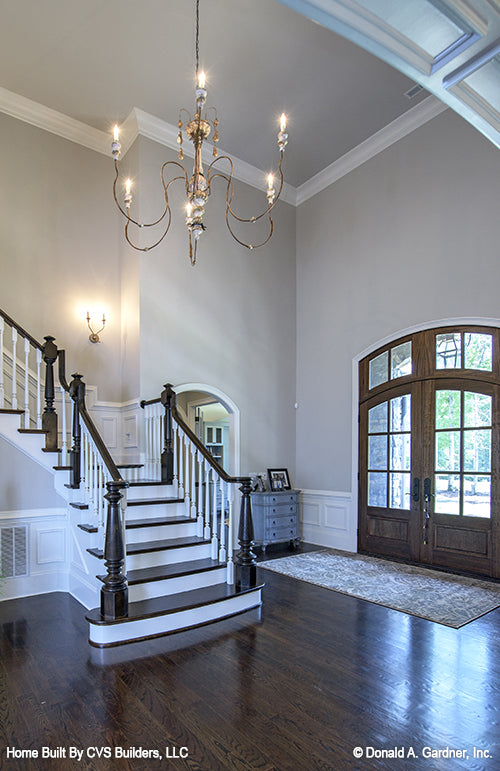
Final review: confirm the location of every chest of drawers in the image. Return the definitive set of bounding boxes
[250,490,300,553]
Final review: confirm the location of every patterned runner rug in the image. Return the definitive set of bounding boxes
[259,550,500,627]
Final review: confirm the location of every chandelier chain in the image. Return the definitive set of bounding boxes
[195,0,200,80]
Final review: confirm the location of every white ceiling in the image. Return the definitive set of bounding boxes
[0,0,498,197]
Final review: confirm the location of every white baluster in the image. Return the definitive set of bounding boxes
[11,326,17,409]
[204,461,211,540]
[211,468,218,560]
[219,478,227,563]
[196,450,204,537]
[190,444,197,519]
[178,427,185,499]
[23,337,30,428]
[172,423,179,496]
[36,349,42,428]
[184,435,191,515]
[0,317,4,408]
[60,386,67,463]
[227,485,235,584]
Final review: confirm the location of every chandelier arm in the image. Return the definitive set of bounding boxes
[207,152,285,225]
[114,159,172,229]
[214,164,274,250]
[224,205,274,251]
[124,206,172,252]
[160,161,190,195]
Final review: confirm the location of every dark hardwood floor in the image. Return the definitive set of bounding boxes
[1,548,499,770]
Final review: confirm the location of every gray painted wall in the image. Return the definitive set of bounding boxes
[136,136,297,475]
[296,109,500,493]
[0,437,63,510]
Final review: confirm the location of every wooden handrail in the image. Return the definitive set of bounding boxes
[141,394,250,485]
[0,307,43,350]
[59,350,125,485]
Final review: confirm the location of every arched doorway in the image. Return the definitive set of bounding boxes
[358,325,500,578]
[173,383,240,477]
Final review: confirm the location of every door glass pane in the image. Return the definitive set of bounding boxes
[464,429,491,472]
[435,390,461,429]
[390,472,411,510]
[463,476,491,518]
[369,352,389,389]
[368,402,388,433]
[436,333,461,369]
[464,392,491,428]
[369,435,387,469]
[435,474,460,515]
[391,342,412,379]
[464,333,492,371]
[390,434,411,470]
[390,394,411,432]
[436,431,461,471]
[368,472,387,507]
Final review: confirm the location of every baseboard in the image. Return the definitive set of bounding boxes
[300,489,357,552]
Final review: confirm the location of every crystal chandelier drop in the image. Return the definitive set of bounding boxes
[111,0,288,265]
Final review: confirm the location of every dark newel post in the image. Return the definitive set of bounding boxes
[160,383,175,484]
[41,336,58,451]
[235,479,257,590]
[101,481,128,620]
[68,373,84,488]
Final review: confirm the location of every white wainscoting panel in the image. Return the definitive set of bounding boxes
[0,508,69,600]
[300,490,356,552]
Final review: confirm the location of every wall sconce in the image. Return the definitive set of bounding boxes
[86,311,106,343]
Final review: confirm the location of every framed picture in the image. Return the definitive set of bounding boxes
[267,468,291,491]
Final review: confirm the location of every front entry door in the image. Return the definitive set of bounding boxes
[420,380,498,576]
[358,327,500,578]
[359,383,423,563]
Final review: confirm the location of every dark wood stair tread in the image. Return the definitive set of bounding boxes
[127,497,182,507]
[111,558,226,585]
[125,516,193,529]
[70,502,89,510]
[86,582,264,625]
[87,535,209,559]
[78,523,98,533]
[116,463,144,469]
[128,480,169,487]
[18,428,48,434]
[0,408,24,414]
[53,465,72,471]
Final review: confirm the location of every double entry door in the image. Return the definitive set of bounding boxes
[359,379,499,578]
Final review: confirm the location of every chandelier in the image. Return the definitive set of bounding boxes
[111,0,288,265]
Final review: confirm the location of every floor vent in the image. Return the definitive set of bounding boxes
[1,525,28,577]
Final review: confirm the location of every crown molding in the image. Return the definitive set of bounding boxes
[0,86,110,155]
[296,96,448,205]
[0,86,445,209]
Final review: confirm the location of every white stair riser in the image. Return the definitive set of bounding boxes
[126,485,176,502]
[125,521,197,544]
[89,589,263,646]
[124,542,211,571]
[126,503,186,520]
[128,567,227,602]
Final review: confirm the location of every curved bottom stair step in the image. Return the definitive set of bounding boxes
[86,583,264,647]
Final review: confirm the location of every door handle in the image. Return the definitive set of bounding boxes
[423,477,432,544]
[412,477,420,502]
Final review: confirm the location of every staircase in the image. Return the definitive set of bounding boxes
[0,310,262,648]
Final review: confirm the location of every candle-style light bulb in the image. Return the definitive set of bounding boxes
[124,179,132,209]
[280,113,287,132]
[198,70,206,89]
[267,174,274,189]
[113,124,120,142]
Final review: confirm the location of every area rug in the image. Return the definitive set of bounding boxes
[259,550,500,627]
